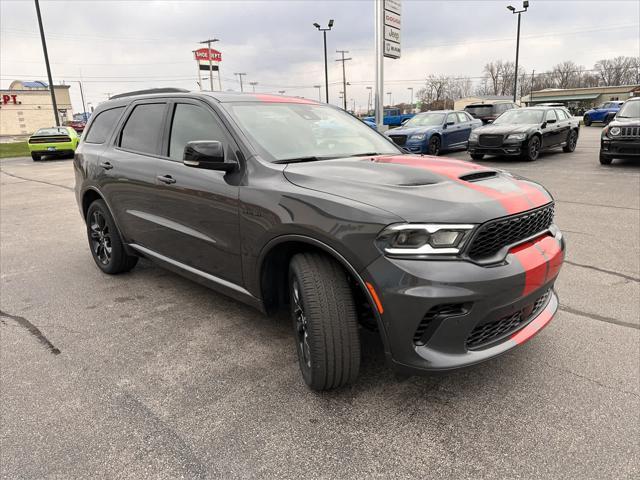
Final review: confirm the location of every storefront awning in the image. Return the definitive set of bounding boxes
[530,93,601,102]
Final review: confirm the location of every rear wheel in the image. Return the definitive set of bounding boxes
[470,153,485,161]
[31,152,41,161]
[583,115,592,127]
[522,136,540,161]
[599,152,613,165]
[563,130,578,153]
[289,252,360,391]
[86,200,138,274]
[427,136,441,156]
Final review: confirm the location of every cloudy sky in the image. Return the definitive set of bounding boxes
[1,0,638,113]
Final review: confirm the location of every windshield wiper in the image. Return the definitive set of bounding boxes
[350,152,383,157]
[272,156,335,164]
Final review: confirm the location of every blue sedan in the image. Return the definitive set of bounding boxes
[385,110,482,155]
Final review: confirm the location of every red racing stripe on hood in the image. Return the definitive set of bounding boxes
[372,155,545,215]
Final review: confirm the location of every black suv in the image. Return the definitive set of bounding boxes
[74,89,565,390]
[600,97,640,165]
[468,106,580,161]
[464,101,518,124]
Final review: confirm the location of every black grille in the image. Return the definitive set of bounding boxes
[467,203,554,261]
[620,126,639,137]
[478,134,504,147]
[389,134,407,146]
[466,290,550,350]
[414,303,468,346]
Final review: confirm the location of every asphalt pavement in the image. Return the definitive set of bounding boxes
[1,125,638,479]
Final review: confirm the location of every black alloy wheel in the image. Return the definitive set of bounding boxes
[89,210,112,266]
[563,130,578,153]
[524,136,540,161]
[292,278,311,371]
[428,136,441,156]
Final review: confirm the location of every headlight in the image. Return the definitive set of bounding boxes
[410,133,426,140]
[609,127,621,136]
[469,132,478,141]
[507,133,527,141]
[376,224,475,256]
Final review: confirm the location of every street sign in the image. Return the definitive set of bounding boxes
[193,48,222,63]
[383,0,401,59]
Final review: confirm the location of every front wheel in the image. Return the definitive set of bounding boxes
[86,200,138,274]
[427,136,441,156]
[289,252,360,391]
[583,115,592,127]
[563,130,578,152]
[523,136,541,161]
[470,153,484,161]
[599,152,613,165]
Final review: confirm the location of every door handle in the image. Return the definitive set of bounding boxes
[99,161,113,170]
[157,174,176,185]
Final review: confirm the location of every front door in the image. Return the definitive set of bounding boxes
[144,100,243,285]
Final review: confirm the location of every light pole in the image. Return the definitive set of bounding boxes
[313,85,321,102]
[387,91,392,106]
[366,86,373,114]
[313,19,334,103]
[407,87,413,112]
[249,81,258,93]
[34,0,59,126]
[199,37,219,91]
[234,72,247,92]
[335,50,352,110]
[507,1,529,102]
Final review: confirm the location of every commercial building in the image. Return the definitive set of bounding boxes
[521,85,640,111]
[0,80,73,137]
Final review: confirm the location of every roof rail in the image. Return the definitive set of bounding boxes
[109,88,189,100]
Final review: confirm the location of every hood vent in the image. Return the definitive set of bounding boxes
[459,171,498,182]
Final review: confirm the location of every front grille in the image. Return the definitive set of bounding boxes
[467,203,555,261]
[478,134,504,147]
[414,303,468,346]
[29,135,71,144]
[620,126,640,137]
[466,290,550,350]
[389,135,407,146]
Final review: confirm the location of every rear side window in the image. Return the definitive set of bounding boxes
[120,103,166,154]
[168,103,226,160]
[84,107,124,144]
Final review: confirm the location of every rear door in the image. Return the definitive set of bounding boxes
[98,101,168,246]
[541,109,560,147]
[456,112,473,144]
[143,99,243,285]
[554,109,571,144]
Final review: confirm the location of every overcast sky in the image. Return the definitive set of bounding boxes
[1,0,638,113]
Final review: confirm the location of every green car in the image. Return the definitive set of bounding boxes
[28,126,80,161]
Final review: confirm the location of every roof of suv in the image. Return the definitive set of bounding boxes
[106,88,317,105]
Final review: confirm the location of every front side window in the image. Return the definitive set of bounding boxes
[555,109,568,120]
[545,110,557,122]
[169,103,226,160]
[85,107,124,144]
[446,113,458,124]
[456,112,470,122]
[225,102,400,162]
[119,103,166,154]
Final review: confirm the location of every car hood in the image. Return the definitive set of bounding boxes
[283,155,552,223]
[474,124,537,135]
[386,126,438,136]
[609,117,640,127]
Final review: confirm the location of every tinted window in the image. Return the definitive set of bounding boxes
[169,103,226,160]
[465,105,493,117]
[85,107,124,144]
[545,110,557,122]
[120,103,166,154]
[446,113,458,124]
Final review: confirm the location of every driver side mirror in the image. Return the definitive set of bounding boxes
[446,121,455,126]
[183,141,236,172]
[546,118,557,124]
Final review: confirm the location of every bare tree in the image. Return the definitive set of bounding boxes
[595,56,639,86]
[552,61,583,89]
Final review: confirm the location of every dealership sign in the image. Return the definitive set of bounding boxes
[2,94,18,105]
[194,48,222,63]
[383,0,401,59]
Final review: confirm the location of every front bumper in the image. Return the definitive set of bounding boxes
[600,137,640,159]
[363,228,564,374]
[468,141,524,157]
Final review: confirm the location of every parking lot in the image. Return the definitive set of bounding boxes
[1,125,638,478]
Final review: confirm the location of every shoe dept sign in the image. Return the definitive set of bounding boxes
[383,0,401,59]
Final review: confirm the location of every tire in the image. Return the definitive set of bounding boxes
[599,152,613,165]
[427,136,441,156]
[583,115,592,127]
[289,252,360,390]
[522,136,541,161]
[563,130,578,153]
[86,199,138,274]
[470,153,485,161]
[31,152,41,162]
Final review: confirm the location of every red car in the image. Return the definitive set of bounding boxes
[66,120,86,134]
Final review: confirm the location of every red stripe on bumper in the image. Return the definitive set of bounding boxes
[510,303,554,345]
[510,240,548,296]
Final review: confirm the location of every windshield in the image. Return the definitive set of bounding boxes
[403,113,445,127]
[225,102,400,162]
[34,127,68,136]
[617,101,640,118]
[493,109,544,125]
[465,105,493,117]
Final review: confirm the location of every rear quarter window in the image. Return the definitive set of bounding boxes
[84,107,125,144]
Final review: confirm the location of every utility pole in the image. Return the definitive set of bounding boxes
[234,73,247,92]
[530,69,535,106]
[199,37,219,91]
[75,80,87,120]
[366,86,373,114]
[249,81,258,93]
[387,91,392,106]
[34,0,59,126]
[313,20,334,103]
[407,87,413,112]
[507,1,529,102]
[335,50,352,110]
[313,85,321,102]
